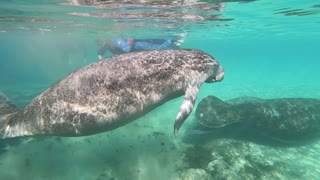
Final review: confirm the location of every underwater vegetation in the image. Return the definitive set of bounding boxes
[182,145,212,169]
[179,138,316,179]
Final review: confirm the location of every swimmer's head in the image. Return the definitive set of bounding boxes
[127,38,134,46]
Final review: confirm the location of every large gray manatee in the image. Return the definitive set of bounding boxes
[0,49,224,139]
[195,96,320,142]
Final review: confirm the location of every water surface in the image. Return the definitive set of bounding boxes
[0,0,320,179]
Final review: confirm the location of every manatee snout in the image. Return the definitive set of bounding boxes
[214,66,224,82]
[206,65,224,83]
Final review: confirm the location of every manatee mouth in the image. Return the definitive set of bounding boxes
[212,67,224,82]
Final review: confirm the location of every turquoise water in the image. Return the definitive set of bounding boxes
[1,0,320,179]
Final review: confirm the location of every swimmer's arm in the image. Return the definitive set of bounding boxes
[134,39,174,50]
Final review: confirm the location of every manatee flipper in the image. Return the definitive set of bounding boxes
[174,82,201,134]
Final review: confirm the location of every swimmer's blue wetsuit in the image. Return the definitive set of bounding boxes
[97,38,181,59]
[110,38,179,54]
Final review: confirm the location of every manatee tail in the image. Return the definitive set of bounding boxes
[0,91,20,139]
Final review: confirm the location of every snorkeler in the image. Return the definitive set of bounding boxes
[96,38,184,60]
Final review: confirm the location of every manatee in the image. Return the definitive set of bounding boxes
[0,91,18,116]
[195,96,320,142]
[0,49,224,139]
